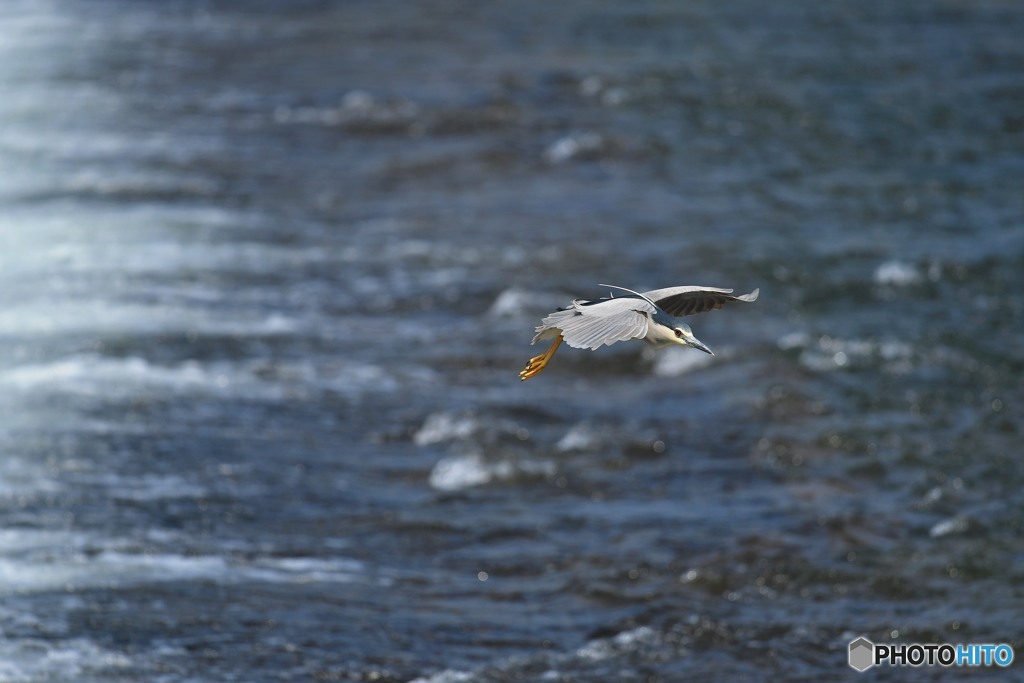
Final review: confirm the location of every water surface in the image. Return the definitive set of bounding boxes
[1,1,1022,680]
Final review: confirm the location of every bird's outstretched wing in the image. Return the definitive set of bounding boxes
[538,297,654,350]
[641,286,759,318]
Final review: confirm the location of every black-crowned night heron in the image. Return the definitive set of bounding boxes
[520,284,758,380]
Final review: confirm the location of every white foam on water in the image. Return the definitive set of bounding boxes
[929,515,971,539]
[0,353,431,406]
[0,547,229,596]
[0,355,274,401]
[96,551,231,582]
[0,637,133,683]
[7,240,335,277]
[543,132,605,163]
[243,556,372,585]
[576,626,658,661]
[873,260,923,286]
[271,357,437,398]
[487,288,563,318]
[414,412,480,446]
[428,451,555,492]
[0,527,375,596]
[2,355,200,391]
[776,330,811,351]
[650,345,717,377]
[408,670,475,683]
[429,452,497,491]
[273,92,420,129]
[556,422,604,452]
[0,300,303,338]
[316,363,401,395]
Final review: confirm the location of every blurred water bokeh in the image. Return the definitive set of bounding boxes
[1,1,1022,680]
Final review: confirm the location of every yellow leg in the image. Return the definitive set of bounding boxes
[519,335,563,381]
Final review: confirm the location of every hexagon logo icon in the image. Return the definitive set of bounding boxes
[849,636,875,672]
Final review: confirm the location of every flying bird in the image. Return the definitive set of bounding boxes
[520,284,758,380]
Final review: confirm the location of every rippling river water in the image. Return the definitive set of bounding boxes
[1,1,1022,681]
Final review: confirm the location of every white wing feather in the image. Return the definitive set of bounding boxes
[534,297,654,350]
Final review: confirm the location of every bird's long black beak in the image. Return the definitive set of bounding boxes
[690,337,714,356]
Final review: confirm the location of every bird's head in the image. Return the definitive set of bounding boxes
[670,322,713,355]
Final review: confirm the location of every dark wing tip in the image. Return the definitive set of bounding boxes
[652,286,759,317]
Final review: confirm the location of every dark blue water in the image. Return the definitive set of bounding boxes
[1,1,1022,680]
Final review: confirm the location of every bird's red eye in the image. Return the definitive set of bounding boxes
[674,329,683,338]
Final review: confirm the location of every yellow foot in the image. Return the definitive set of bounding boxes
[519,335,562,381]
[519,355,549,380]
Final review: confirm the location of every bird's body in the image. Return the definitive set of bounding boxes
[520,284,758,380]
